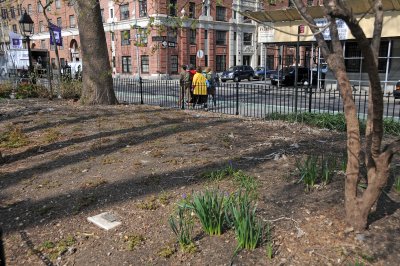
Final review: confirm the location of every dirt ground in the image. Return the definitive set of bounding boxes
[0,99,399,266]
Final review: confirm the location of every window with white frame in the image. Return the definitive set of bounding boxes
[120,4,129,20]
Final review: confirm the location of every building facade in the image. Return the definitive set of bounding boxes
[0,0,268,78]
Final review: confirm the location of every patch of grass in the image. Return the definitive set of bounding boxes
[137,196,159,210]
[232,171,259,198]
[265,224,274,260]
[201,163,236,181]
[43,128,61,143]
[0,125,29,148]
[168,205,194,251]
[81,178,108,189]
[101,156,120,165]
[394,176,400,193]
[124,234,145,251]
[158,245,176,258]
[39,235,76,260]
[266,112,400,136]
[159,192,171,206]
[36,179,62,189]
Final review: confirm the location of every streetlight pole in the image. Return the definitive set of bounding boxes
[19,11,35,83]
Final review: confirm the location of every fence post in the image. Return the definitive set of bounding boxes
[235,81,239,115]
[308,85,313,113]
[139,77,144,104]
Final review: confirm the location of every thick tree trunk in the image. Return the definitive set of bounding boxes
[75,0,118,105]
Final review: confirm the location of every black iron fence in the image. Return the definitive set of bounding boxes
[113,78,400,121]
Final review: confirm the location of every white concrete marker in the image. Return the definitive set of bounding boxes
[87,212,121,230]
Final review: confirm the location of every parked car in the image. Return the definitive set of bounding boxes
[271,66,317,86]
[220,65,255,82]
[254,66,277,80]
[395,81,400,99]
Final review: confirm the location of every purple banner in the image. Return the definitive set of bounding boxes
[49,23,63,46]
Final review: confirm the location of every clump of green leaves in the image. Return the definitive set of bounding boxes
[43,128,61,143]
[158,245,176,258]
[226,191,263,251]
[394,176,400,193]
[168,205,194,251]
[189,189,229,236]
[296,154,339,191]
[0,124,29,148]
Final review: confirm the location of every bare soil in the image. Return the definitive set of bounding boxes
[0,99,399,266]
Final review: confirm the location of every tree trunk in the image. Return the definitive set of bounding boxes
[75,0,118,105]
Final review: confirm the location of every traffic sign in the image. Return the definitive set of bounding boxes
[152,36,166,42]
[161,41,168,48]
[196,50,204,58]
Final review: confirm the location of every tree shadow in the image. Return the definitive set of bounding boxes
[0,140,296,234]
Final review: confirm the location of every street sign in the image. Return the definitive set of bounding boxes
[168,42,176,48]
[196,50,204,58]
[161,41,168,48]
[152,36,166,42]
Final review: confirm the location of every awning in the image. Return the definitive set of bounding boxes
[244,0,400,23]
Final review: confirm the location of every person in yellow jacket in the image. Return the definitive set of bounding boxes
[192,66,208,109]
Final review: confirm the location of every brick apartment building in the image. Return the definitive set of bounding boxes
[0,0,269,78]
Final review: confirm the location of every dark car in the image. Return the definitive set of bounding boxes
[395,81,400,99]
[220,65,255,82]
[254,66,277,80]
[271,66,317,86]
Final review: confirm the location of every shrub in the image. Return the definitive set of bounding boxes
[60,80,82,99]
[0,82,13,98]
[15,84,49,99]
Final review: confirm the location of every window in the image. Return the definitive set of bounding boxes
[203,5,208,16]
[10,7,15,18]
[234,32,237,41]
[39,21,44,32]
[216,31,226,45]
[41,40,46,49]
[28,4,32,15]
[56,0,61,9]
[111,32,115,41]
[204,55,208,67]
[60,58,65,67]
[110,8,114,19]
[288,0,294,7]
[139,0,147,17]
[141,55,149,73]
[120,4,129,20]
[190,55,196,68]
[101,9,105,23]
[38,2,43,13]
[344,42,361,72]
[189,2,195,18]
[122,56,132,73]
[57,17,62,28]
[233,55,236,66]
[307,0,313,6]
[204,30,207,39]
[267,55,274,70]
[169,0,177,17]
[216,55,226,72]
[170,55,178,73]
[285,55,293,66]
[243,33,252,46]
[378,41,390,72]
[135,30,148,47]
[1,8,7,19]
[69,15,76,28]
[12,24,17,33]
[216,6,226,21]
[190,29,196,44]
[121,30,130,45]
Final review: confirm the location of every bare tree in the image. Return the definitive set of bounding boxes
[287,0,400,230]
[74,0,118,104]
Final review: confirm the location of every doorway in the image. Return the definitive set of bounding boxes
[243,55,251,66]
